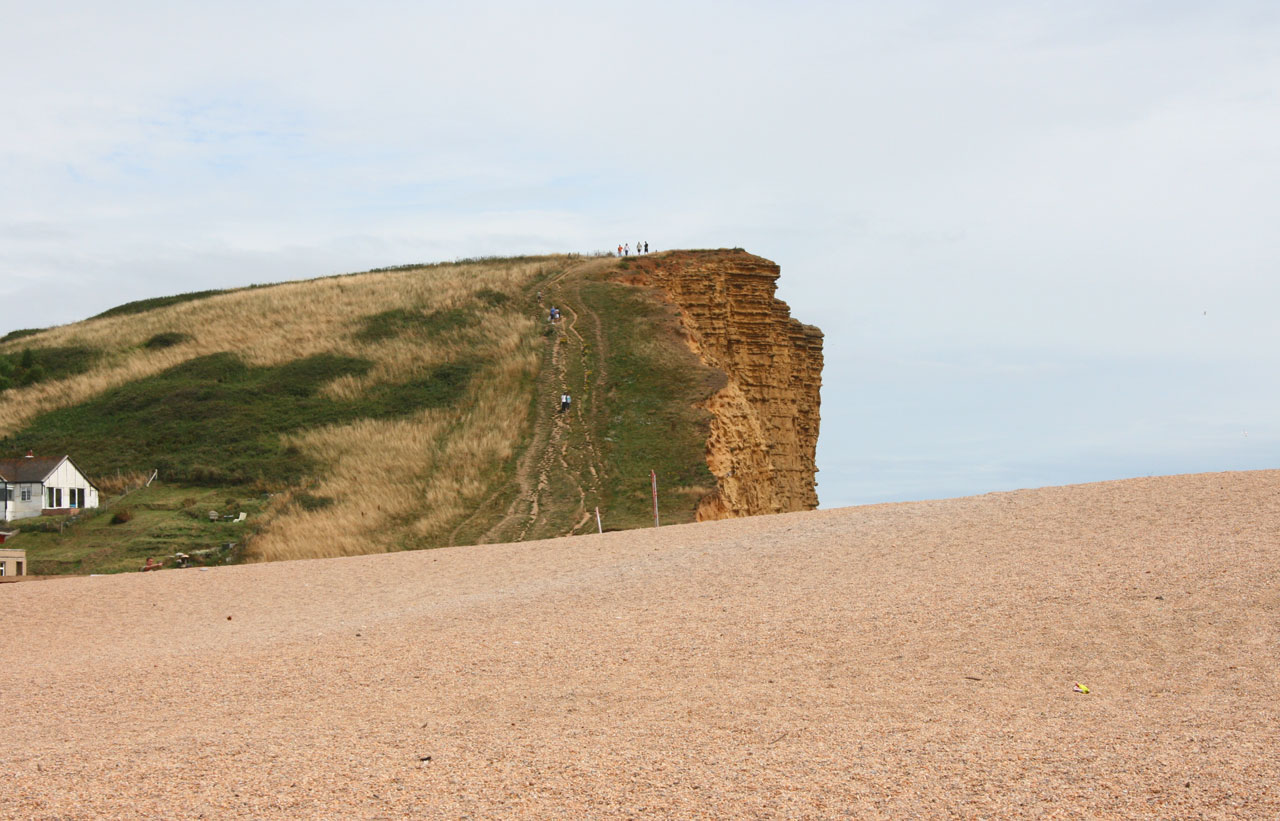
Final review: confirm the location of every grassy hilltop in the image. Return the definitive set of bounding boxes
[0,254,722,573]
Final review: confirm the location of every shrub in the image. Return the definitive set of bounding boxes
[110,508,133,525]
[354,307,477,343]
[8,352,475,485]
[16,518,55,533]
[19,364,45,386]
[474,288,510,307]
[0,345,99,392]
[144,332,192,349]
[92,289,231,320]
[0,328,44,344]
[295,492,334,511]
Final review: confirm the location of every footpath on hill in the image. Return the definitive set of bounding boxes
[449,255,718,545]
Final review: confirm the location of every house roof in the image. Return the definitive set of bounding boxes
[0,455,69,484]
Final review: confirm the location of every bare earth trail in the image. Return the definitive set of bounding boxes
[4,470,1279,819]
[547,267,609,535]
[455,258,610,545]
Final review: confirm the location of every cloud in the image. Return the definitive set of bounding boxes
[2,1,1278,502]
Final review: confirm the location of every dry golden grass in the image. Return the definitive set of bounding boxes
[93,470,153,497]
[0,260,549,432]
[252,345,542,562]
[0,258,558,562]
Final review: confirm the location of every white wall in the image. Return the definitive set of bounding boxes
[43,458,99,511]
[6,484,43,521]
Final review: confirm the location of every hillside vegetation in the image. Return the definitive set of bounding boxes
[0,254,721,571]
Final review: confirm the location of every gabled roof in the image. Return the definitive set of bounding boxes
[0,455,72,484]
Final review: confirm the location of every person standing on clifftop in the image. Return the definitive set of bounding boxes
[617,244,622,256]
[637,240,642,254]
[624,243,629,256]
[644,241,649,253]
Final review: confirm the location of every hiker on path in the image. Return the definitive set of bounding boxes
[560,393,571,412]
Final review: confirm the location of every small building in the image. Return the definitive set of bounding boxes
[0,547,25,577]
[0,453,100,522]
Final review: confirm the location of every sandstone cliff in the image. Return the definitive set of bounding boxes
[617,250,823,518]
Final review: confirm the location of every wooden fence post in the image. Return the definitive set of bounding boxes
[651,470,660,528]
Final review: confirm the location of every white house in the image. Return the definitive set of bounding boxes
[0,453,100,522]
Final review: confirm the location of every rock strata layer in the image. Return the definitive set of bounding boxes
[621,250,823,518]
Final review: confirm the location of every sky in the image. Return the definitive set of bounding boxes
[2,1,1278,507]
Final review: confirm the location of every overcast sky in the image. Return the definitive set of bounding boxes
[3,1,1277,507]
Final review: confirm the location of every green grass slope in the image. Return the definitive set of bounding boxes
[0,254,728,573]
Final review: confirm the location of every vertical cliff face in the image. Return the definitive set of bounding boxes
[617,250,823,519]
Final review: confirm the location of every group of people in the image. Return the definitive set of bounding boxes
[548,306,561,323]
[559,393,572,412]
[618,242,649,256]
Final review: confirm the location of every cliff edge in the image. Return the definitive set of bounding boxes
[617,250,823,518]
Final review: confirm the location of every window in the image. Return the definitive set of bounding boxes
[0,564,5,577]
[20,486,31,502]
[46,487,63,508]
[15,561,22,576]
[70,488,84,508]
[0,486,8,503]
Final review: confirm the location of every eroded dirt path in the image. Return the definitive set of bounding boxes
[454,258,610,544]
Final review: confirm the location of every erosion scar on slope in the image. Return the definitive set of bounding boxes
[454,259,608,545]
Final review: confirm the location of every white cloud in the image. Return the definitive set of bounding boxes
[2,1,1278,503]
